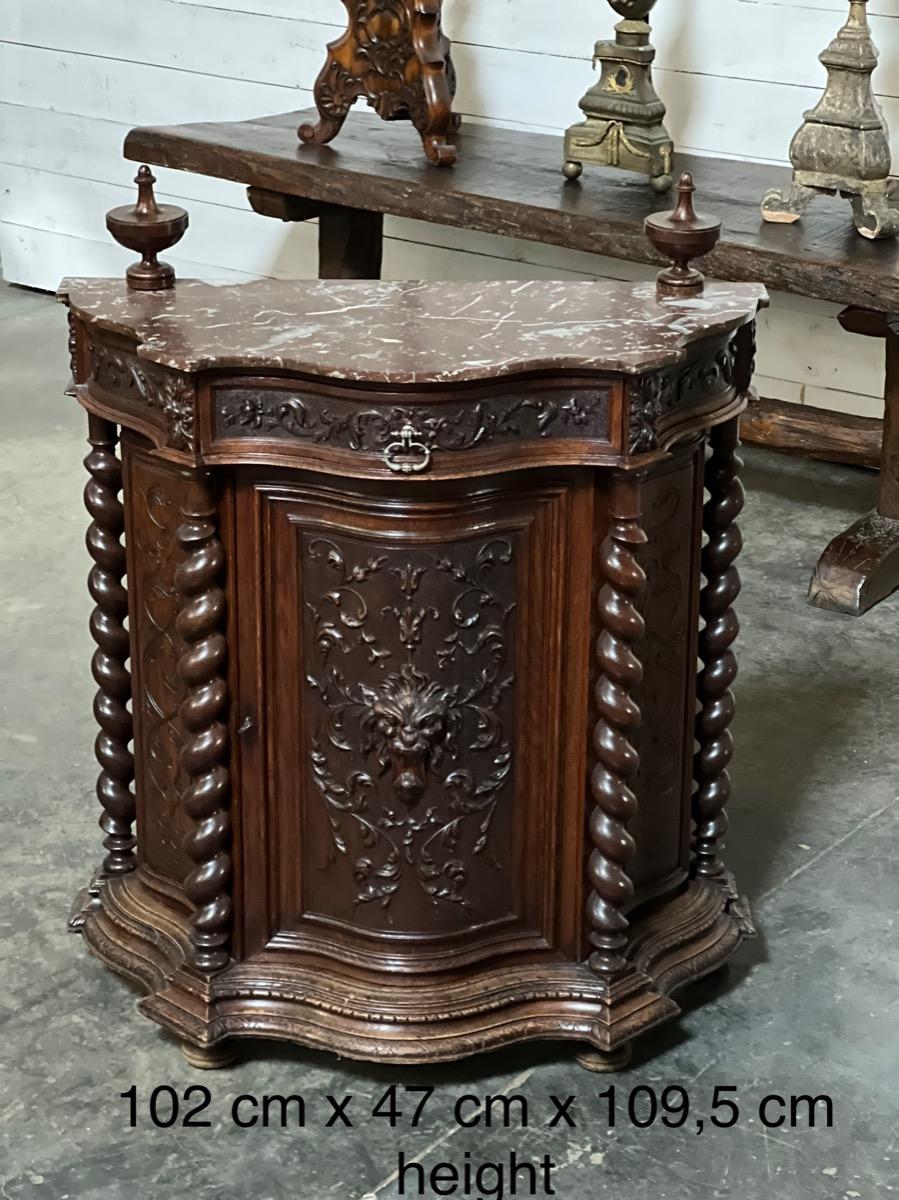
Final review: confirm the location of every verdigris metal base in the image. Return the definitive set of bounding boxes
[563,6,673,192]
[761,0,899,240]
[762,174,899,241]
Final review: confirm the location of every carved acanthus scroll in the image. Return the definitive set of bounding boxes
[304,535,516,920]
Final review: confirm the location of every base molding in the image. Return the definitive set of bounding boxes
[70,867,753,1065]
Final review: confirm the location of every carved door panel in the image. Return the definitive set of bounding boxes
[235,471,593,974]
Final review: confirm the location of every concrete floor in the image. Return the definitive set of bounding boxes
[1,279,897,1200]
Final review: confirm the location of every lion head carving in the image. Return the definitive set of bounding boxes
[360,664,459,804]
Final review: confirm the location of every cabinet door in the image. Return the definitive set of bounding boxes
[234,471,592,974]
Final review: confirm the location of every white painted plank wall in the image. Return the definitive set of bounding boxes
[1,0,895,416]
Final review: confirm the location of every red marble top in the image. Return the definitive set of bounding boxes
[61,278,767,385]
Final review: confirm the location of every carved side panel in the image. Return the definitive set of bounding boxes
[123,443,193,884]
[239,473,592,971]
[629,447,704,896]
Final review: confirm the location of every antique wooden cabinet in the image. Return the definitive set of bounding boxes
[64,276,765,1071]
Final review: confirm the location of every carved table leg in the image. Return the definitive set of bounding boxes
[245,188,384,281]
[84,415,136,877]
[586,477,647,980]
[319,207,384,280]
[180,1040,238,1070]
[809,319,899,615]
[176,478,232,973]
[694,419,742,882]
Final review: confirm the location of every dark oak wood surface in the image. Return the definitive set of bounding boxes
[126,109,899,312]
[66,276,758,1070]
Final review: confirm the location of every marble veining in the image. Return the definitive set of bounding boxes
[59,278,768,385]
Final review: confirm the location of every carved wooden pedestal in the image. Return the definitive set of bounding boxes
[62,276,764,1069]
[298,0,459,166]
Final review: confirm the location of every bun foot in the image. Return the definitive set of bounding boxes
[180,1040,238,1070]
[576,1043,632,1073]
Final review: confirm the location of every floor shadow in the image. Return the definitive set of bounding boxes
[742,447,875,517]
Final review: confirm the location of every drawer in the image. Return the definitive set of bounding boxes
[205,375,617,479]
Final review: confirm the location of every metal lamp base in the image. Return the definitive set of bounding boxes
[563,16,673,192]
[761,0,899,240]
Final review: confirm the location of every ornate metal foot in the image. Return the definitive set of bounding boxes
[808,510,899,614]
[760,182,818,224]
[576,1043,633,1073]
[849,192,899,240]
[650,172,673,194]
[180,1040,238,1070]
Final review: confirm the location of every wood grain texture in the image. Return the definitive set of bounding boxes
[67,284,756,1067]
[125,109,899,312]
[742,395,882,469]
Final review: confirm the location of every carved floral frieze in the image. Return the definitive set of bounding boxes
[89,345,196,454]
[217,386,608,471]
[629,337,739,453]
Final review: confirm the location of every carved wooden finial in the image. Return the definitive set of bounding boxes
[644,173,721,299]
[106,166,189,291]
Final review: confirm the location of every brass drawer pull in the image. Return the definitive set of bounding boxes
[384,424,432,474]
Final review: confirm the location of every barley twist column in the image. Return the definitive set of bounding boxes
[693,419,743,880]
[84,415,136,876]
[587,481,647,980]
[176,481,231,973]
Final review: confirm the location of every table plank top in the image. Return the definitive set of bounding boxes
[125,108,899,312]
